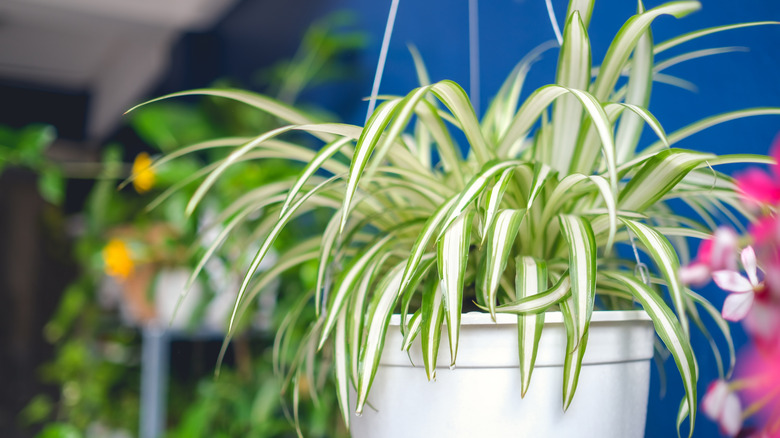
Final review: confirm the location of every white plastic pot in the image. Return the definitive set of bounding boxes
[350,310,654,438]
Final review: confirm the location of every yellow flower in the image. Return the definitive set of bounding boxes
[103,239,134,279]
[131,152,155,193]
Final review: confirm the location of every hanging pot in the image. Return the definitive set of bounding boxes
[350,310,654,438]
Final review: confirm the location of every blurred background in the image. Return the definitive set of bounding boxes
[1,0,778,437]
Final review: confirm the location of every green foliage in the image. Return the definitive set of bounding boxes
[29,10,365,437]
[0,123,64,205]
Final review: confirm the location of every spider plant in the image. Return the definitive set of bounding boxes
[128,1,779,436]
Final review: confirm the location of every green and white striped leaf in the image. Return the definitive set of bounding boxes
[316,208,343,316]
[421,279,446,381]
[334,309,350,428]
[437,210,474,366]
[516,257,548,397]
[366,86,434,177]
[280,137,352,218]
[615,0,653,164]
[398,196,458,299]
[127,88,323,132]
[228,175,339,333]
[484,209,526,318]
[492,273,571,314]
[591,2,701,101]
[187,125,297,215]
[643,108,780,156]
[588,175,617,254]
[687,289,735,378]
[560,296,589,411]
[482,169,514,245]
[654,21,780,54]
[339,99,403,232]
[566,0,594,28]
[551,10,591,174]
[606,271,697,438]
[498,85,619,194]
[439,160,524,239]
[349,252,392,383]
[622,218,689,337]
[319,234,394,350]
[618,149,713,212]
[401,310,423,353]
[415,99,463,180]
[527,162,553,211]
[356,263,406,415]
[430,80,492,164]
[399,255,438,336]
[558,214,597,341]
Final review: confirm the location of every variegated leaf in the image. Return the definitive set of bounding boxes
[421,280,446,381]
[356,263,406,414]
[516,256,548,397]
[437,210,474,366]
[606,271,697,438]
[558,214,597,341]
[561,296,589,411]
[491,273,571,314]
[484,209,526,318]
[551,10,591,174]
[622,218,689,337]
[319,234,394,349]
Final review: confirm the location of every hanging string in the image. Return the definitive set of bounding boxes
[628,229,652,287]
[545,0,563,45]
[469,0,480,117]
[365,0,401,123]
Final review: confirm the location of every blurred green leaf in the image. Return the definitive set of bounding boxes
[38,167,65,205]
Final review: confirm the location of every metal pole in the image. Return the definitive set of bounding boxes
[140,325,169,438]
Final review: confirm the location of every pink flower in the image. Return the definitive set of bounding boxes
[713,246,763,322]
[743,295,780,352]
[736,346,780,437]
[749,216,780,301]
[702,379,743,437]
[680,227,739,286]
[736,134,780,205]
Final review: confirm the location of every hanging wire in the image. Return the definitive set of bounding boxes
[544,0,563,45]
[628,229,652,287]
[365,0,401,123]
[468,0,480,117]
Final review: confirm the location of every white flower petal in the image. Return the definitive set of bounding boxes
[719,391,742,437]
[741,246,759,286]
[713,270,755,293]
[722,291,755,322]
[701,380,729,421]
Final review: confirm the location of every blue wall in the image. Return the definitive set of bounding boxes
[317,1,780,436]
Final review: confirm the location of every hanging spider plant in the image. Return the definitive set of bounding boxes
[128,0,779,436]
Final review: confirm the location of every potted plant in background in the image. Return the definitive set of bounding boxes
[129,0,779,436]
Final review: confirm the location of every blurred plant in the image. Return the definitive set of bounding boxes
[22,11,364,437]
[0,124,64,205]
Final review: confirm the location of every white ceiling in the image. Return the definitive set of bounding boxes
[0,0,238,139]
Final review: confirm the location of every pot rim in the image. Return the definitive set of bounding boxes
[389,309,651,326]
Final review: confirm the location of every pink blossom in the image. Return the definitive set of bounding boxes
[702,379,743,437]
[736,346,780,438]
[680,227,739,286]
[749,216,780,301]
[743,295,780,352]
[736,134,780,205]
[713,246,763,322]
